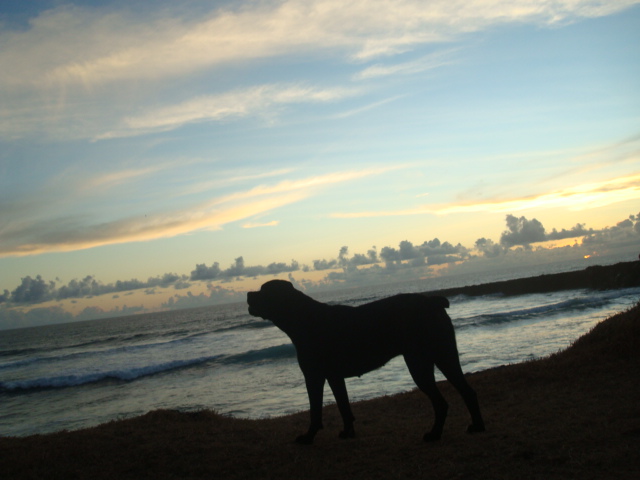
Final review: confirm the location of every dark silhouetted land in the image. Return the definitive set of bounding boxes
[1,262,639,479]
[424,260,640,298]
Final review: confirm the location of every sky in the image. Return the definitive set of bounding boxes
[1,0,639,328]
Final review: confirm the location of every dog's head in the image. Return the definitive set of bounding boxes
[247,280,308,329]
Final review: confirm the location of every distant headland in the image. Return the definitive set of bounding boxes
[423,260,640,298]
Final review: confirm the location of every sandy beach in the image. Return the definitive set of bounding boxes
[1,264,639,479]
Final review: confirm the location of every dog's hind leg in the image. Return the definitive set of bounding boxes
[435,356,485,434]
[404,355,449,442]
[296,373,325,445]
[327,377,356,439]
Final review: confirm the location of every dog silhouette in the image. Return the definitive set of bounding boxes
[248,280,484,444]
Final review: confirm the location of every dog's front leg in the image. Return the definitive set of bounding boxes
[296,373,325,444]
[328,377,355,439]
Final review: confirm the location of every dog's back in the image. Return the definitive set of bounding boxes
[301,293,454,378]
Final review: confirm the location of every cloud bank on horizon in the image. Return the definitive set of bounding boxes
[1,0,639,305]
[0,209,639,330]
[2,211,639,305]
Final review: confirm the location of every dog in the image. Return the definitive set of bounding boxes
[247,279,485,444]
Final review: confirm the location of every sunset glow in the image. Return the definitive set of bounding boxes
[1,0,639,328]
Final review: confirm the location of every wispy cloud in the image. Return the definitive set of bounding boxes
[209,166,404,206]
[80,161,190,192]
[243,221,279,229]
[332,95,405,119]
[0,166,402,257]
[9,1,629,88]
[353,50,458,81]
[2,193,309,257]
[437,174,640,214]
[98,84,359,139]
[1,1,637,140]
[330,173,640,218]
[178,168,296,198]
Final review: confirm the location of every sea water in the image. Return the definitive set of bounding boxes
[1,264,639,438]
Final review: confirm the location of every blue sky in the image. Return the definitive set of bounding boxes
[1,0,639,321]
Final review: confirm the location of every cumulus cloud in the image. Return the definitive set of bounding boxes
[313,239,469,275]
[9,275,56,303]
[313,246,379,271]
[379,239,469,266]
[3,272,190,305]
[582,213,640,250]
[162,285,244,311]
[191,257,299,282]
[4,211,638,311]
[499,214,595,248]
[475,238,505,258]
[500,215,547,248]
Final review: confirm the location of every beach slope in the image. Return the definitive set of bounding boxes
[1,298,638,478]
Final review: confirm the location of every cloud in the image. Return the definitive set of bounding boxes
[582,212,640,250]
[181,169,296,198]
[3,211,638,311]
[500,215,547,248]
[99,84,360,139]
[313,246,379,271]
[5,1,631,89]
[162,285,244,312]
[474,238,505,258]
[312,239,469,274]
[80,161,188,192]
[436,174,640,215]
[0,192,307,257]
[243,221,279,229]
[332,95,405,119]
[353,50,458,80]
[191,257,300,282]
[330,173,640,218]
[473,214,598,251]
[2,271,191,305]
[2,1,637,139]
[0,167,397,257]
[378,239,469,266]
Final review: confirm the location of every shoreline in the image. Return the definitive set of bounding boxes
[422,260,640,298]
[1,261,639,478]
[1,301,638,479]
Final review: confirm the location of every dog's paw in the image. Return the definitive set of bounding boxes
[338,427,356,439]
[466,423,486,434]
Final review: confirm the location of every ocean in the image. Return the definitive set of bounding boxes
[1,259,639,438]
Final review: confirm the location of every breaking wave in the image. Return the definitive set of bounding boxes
[0,343,296,393]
